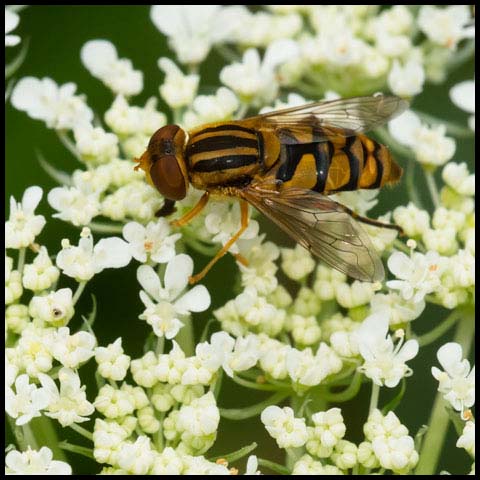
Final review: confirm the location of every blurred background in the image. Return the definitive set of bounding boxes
[5,5,474,474]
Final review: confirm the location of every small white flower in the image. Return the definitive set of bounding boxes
[372,434,419,474]
[261,405,308,448]
[177,391,220,436]
[137,255,210,339]
[392,203,430,238]
[220,40,298,105]
[309,408,346,450]
[5,374,50,425]
[6,304,30,335]
[81,39,143,96]
[158,57,199,109]
[73,123,119,165]
[281,244,316,281]
[117,436,155,475]
[313,264,347,301]
[93,418,131,465]
[182,87,239,130]
[442,162,475,197]
[150,5,242,65]
[387,250,445,303]
[288,312,322,346]
[5,8,21,47]
[38,368,95,427]
[156,341,187,384]
[94,384,135,418]
[456,421,475,457]
[450,80,475,131]
[48,180,101,227]
[5,268,23,305]
[245,455,261,475]
[335,280,377,309]
[205,201,259,254]
[49,327,96,368]
[389,110,456,168]
[11,77,93,130]
[104,95,167,137]
[331,189,379,216]
[5,447,72,475]
[292,454,343,475]
[224,334,260,377]
[355,313,419,387]
[29,288,74,327]
[123,219,180,264]
[370,291,425,327]
[6,186,46,249]
[258,337,291,380]
[56,228,131,281]
[431,342,475,412]
[95,338,131,381]
[388,59,425,97]
[418,5,474,50]
[131,351,158,388]
[422,227,458,255]
[22,247,60,292]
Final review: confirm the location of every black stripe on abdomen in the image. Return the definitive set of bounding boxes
[276,143,313,182]
[313,142,332,193]
[193,124,255,136]
[336,136,360,192]
[187,135,257,156]
[192,155,258,173]
[370,142,383,189]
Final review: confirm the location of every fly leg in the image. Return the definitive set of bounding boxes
[170,192,210,228]
[336,203,405,236]
[189,199,249,284]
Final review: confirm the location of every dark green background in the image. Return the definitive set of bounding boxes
[5,6,474,474]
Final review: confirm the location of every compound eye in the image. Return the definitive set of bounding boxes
[149,155,186,201]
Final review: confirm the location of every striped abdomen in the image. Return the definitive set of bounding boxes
[186,124,263,189]
[275,134,402,194]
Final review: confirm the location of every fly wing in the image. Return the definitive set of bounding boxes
[242,185,385,282]
[250,95,408,144]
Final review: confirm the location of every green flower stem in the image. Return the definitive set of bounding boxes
[416,309,462,347]
[21,424,39,450]
[257,458,291,475]
[369,383,380,414]
[232,374,291,392]
[68,423,93,441]
[17,247,26,276]
[5,38,29,79]
[175,316,195,357]
[323,371,363,403]
[58,441,94,459]
[183,236,218,257]
[406,157,424,208]
[29,416,67,462]
[286,395,307,471]
[72,281,87,306]
[423,168,440,209]
[156,336,165,355]
[56,130,82,162]
[393,239,411,255]
[212,369,224,400]
[235,102,248,120]
[220,391,289,420]
[415,310,474,475]
[87,221,124,234]
[210,442,257,463]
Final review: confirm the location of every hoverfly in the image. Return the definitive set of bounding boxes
[135,95,408,284]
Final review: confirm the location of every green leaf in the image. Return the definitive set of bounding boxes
[220,391,289,420]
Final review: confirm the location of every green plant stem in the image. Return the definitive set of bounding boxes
[87,221,124,234]
[17,247,26,276]
[220,391,289,420]
[69,422,93,441]
[416,310,461,347]
[175,316,195,357]
[369,383,380,414]
[415,311,474,475]
[257,458,291,475]
[423,168,440,209]
[72,281,87,306]
[323,371,363,403]
[393,239,410,255]
[58,441,94,459]
[56,130,82,162]
[232,374,290,392]
[210,442,257,463]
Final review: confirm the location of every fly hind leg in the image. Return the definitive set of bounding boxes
[189,199,249,284]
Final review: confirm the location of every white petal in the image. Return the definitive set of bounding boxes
[150,5,189,36]
[93,237,131,271]
[397,339,419,362]
[137,265,162,300]
[388,110,421,146]
[122,221,145,243]
[437,342,463,371]
[11,77,47,116]
[449,81,475,114]
[263,39,299,71]
[387,251,412,278]
[81,39,118,78]
[5,10,20,34]
[164,254,193,295]
[174,285,211,314]
[21,186,43,214]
